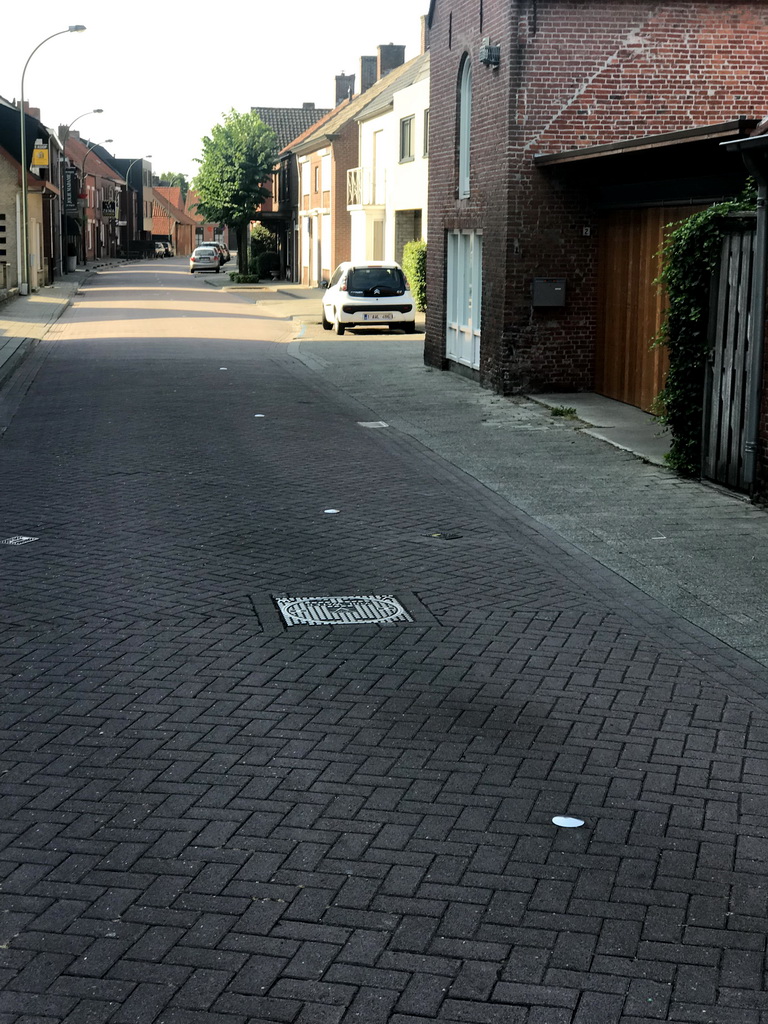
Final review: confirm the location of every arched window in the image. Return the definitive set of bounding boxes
[458,57,472,199]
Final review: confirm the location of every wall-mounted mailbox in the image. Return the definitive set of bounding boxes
[532,278,566,307]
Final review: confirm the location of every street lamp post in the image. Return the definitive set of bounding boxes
[122,154,151,256]
[80,139,113,265]
[19,25,86,294]
[60,109,102,274]
[60,108,103,150]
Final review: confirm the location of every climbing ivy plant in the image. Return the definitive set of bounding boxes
[654,182,756,476]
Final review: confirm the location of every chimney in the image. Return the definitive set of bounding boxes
[359,55,377,93]
[377,43,406,80]
[16,99,41,120]
[420,15,429,53]
[335,73,355,104]
[302,102,315,110]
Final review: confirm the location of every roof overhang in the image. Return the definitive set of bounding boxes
[721,132,768,186]
[290,136,340,158]
[534,119,758,167]
[28,179,60,197]
[534,119,760,208]
[356,101,395,123]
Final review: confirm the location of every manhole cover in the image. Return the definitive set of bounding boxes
[276,595,413,626]
[1,536,38,546]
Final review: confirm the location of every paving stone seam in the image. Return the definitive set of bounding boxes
[273,350,768,709]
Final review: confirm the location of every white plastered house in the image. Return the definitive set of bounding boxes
[348,51,429,264]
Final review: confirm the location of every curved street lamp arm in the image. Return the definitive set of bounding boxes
[61,108,102,146]
[21,29,71,96]
[19,25,86,292]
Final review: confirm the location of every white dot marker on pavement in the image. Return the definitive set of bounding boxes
[254,414,265,417]
[324,509,340,514]
[552,816,585,828]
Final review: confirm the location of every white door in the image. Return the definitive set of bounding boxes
[446,230,482,369]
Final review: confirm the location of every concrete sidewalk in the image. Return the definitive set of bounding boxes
[0,278,81,386]
[0,257,138,387]
[203,276,668,467]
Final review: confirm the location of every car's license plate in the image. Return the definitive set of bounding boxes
[363,313,393,321]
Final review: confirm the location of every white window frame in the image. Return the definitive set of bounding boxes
[458,58,472,199]
[400,115,415,162]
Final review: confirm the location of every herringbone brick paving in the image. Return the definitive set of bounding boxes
[0,265,767,1023]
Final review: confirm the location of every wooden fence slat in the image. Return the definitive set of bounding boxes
[727,231,754,486]
[703,225,755,492]
[703,238,731,479]
[716,235,741,481]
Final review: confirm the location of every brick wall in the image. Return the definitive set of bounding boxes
[426,0,768,394]
[331,124,359,270]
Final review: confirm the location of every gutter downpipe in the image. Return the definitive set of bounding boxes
[723,136,768,493]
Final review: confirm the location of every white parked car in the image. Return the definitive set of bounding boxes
[321,261,416,335]
[189,245,221,274]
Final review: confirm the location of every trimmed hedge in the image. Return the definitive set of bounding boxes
[257,250,281,279]
[402,239,427,312]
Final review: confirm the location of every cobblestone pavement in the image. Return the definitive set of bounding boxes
[0,263,767,1024]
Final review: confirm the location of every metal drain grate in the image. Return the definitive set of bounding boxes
[276,595,413,626]
[1,536,38,546]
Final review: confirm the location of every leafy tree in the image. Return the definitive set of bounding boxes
[193,110,278,273]
[158,172,189,201]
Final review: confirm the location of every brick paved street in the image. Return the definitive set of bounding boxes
[1,262,767,1023]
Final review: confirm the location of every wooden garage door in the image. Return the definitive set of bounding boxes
[596,207,697,412]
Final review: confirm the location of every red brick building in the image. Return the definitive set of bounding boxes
[425,0,768,424]
[152,186,197,256]
[282,45,414,286]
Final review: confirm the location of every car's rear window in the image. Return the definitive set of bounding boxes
[347,267,405,295]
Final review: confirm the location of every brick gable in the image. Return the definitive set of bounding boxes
[425,0,768,399]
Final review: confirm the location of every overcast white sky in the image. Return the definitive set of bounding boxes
[6,0,428,181]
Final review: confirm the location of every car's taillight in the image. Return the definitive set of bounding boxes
[340,278,348,292]
[190,256,196,262]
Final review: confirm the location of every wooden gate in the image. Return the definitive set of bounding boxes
[596,207,699,411]
[702,225,756,491]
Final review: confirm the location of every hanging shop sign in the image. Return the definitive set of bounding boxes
[64,168,79,212]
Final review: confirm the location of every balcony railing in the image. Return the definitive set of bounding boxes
[347,167,386,208]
